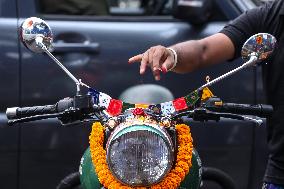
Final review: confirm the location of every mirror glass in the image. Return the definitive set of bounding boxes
[20,17,53,53]
[241,33,277,63]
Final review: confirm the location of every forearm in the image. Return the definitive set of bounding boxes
[170,40,205,73]
[169,34,235,73]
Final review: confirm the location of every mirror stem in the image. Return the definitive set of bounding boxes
[198,55,258,91]
[44,47,82,94]
[36,37,87,95]
[43,47,80,84]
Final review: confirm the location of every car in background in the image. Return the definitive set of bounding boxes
[0,0,271,188]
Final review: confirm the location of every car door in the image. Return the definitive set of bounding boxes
[16,0,258,189]
[0,0,20,188]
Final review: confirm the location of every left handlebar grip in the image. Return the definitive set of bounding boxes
[6,105,57,120]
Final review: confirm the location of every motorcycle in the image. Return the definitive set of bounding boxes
[6,17,276,189]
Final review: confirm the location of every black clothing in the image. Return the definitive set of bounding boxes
[220,0,284,185]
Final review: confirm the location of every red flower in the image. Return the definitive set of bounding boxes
[132,108,146,116]
[107,99,123,116]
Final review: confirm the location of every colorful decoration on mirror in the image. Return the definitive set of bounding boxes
[256,35,263,45]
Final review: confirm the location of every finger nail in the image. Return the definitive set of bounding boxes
[161,66,167,74]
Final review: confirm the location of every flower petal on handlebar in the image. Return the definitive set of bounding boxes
[173,97,188,111]
[132,108,147,116]
[107,99,123,116]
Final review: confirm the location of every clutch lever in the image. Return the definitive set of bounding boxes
[58,105,106,125]
[58,108,93,125]
[8,113,62,126]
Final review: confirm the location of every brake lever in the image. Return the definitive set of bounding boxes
[213,112,263,125]
[242,116,263,126]
[191,108,220,122]
[191,108,263,126]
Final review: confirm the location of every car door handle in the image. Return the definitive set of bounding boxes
[52,42,100,53]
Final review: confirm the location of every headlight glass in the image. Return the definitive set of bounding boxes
[106,124,174,186]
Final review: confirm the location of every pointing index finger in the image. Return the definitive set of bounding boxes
[128,54,143,64]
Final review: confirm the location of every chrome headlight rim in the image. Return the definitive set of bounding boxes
[106,122,175,187]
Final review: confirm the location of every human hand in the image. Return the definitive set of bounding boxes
[128,45,177,80]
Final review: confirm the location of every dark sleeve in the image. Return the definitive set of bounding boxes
[220,2,274,59]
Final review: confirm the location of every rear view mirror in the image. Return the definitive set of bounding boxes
[20,17,53,53]
[172,0,212,25]
[241,33,277,63]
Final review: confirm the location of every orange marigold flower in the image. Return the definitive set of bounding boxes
[178,135,192,144]
[176,161,190,174]
[172,167,186,179]
[167,172,182,187]
[120,186,133,189]
[108,181,121,189]
[176,124,190,134]
[104,177,114,186]
[151,185,162,189]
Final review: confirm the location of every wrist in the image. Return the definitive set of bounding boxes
[166,47,178,71]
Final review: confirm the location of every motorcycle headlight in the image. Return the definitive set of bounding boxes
[106,123,174,186]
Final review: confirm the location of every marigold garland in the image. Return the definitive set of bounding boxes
[89,122,193,189]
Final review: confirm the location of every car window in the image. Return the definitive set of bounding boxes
[36,0,229,22]
[252,0,275,6]
[36,0,173,16]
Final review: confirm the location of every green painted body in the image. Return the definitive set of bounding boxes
[80,147,101,189]
[80,147,202,189]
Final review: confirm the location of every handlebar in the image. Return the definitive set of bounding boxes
[6,97,74,120]
[6,105,57,120]
[5,95,103,125]
[5,95,273,126]
[207,103,273,117]
[202,97,273,117]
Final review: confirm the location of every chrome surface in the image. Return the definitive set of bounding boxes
[199,55,258,90]
[242,33,276,63]
[20,17,91,94]
[106,122,174,186]
[20,17,53,53]
[5,107,18,119]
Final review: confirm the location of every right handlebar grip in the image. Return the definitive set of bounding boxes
[6,105,57,120]
[218,103,273,117]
